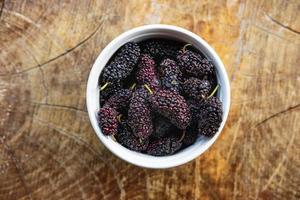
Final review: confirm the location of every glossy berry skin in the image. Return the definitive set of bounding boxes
[150,90,191,129]
[183,78,211,99]
[177,49,214,77]
[159,58,182,93]
[104,89,132,111]
[102,42,140,82]
[136,54,160,91]
[128,88,153,140]
[98,107,118,136]
[197,97,223,137]
[146,136,182,156]
[116,121,149,152]
[140,39,182,60]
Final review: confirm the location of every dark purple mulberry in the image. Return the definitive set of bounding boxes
[128,88,153,140]
[116,121,149,152]
[102,42,140,82]
[187,99,205,123]
[140,39,183,60]
[136,54,160,91]
[197,97,223,137]
[152,113,174,138]
[159,59,182,93]
[177,49,214,77]
[100,82,123,107]
[150,90,191,129]
[182,124,198,146]
[98,107,118,136]
[183,78,211,99]
[147,136,182,156]
[204,73,218,95]
[104,89,132,111]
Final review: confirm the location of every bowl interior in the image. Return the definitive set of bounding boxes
[86,25,230,168]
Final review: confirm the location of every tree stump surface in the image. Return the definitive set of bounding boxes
[0,0,299,199]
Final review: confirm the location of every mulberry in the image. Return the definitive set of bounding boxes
[183,78,211,99]
[116,121,149,151]
[136,54,160,91]
[98,107,118,136]
[100,82,123,107]
[147,136,182,156]
[187,99,205,123]
[128,88,153,140]
[140,39,183,60]
[104,89,132,111]
[159,59,182,93]
[197,97,223,137]
[152,113,174,138]
[177,49,214,77]
[204,73,218,95]
[182,124,198,146]
[102,42,140,82]
[150,90,191,129]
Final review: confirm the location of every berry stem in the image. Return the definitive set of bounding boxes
[100,82,109,91]
[144,84,153,94]
[117,114,122,122]
[130,83,136,90]
[179,131,186,142]
[207,84,219,98]
[182,44,192,52]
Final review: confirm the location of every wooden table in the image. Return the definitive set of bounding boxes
[0,0,299,199]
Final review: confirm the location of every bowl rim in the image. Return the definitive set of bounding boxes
[86,24,231,169]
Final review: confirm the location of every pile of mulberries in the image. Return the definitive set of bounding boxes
[98,40,223,156]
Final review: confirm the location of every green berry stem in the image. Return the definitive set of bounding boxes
[144,84,153,94]
[179,131,186,142]
[130,83,136,90]
[182,43,192,52]
[207,84,219,98]
[117,114,122,122]
[100,82,109,91]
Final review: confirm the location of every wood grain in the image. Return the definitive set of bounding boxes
[0,0,299,199]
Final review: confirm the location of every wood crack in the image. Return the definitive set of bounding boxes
[266,14,300,35]
[261,127,296,192]
[31,102,87,113]
[3,143,33,200]
[256,103,300,127]
[0,17,105,76]
[38,66,49,103]
[0,0,4,19]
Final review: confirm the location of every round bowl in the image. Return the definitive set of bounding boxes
[86,24,230,169]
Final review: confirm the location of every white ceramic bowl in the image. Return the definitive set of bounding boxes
[86,24,230,169]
